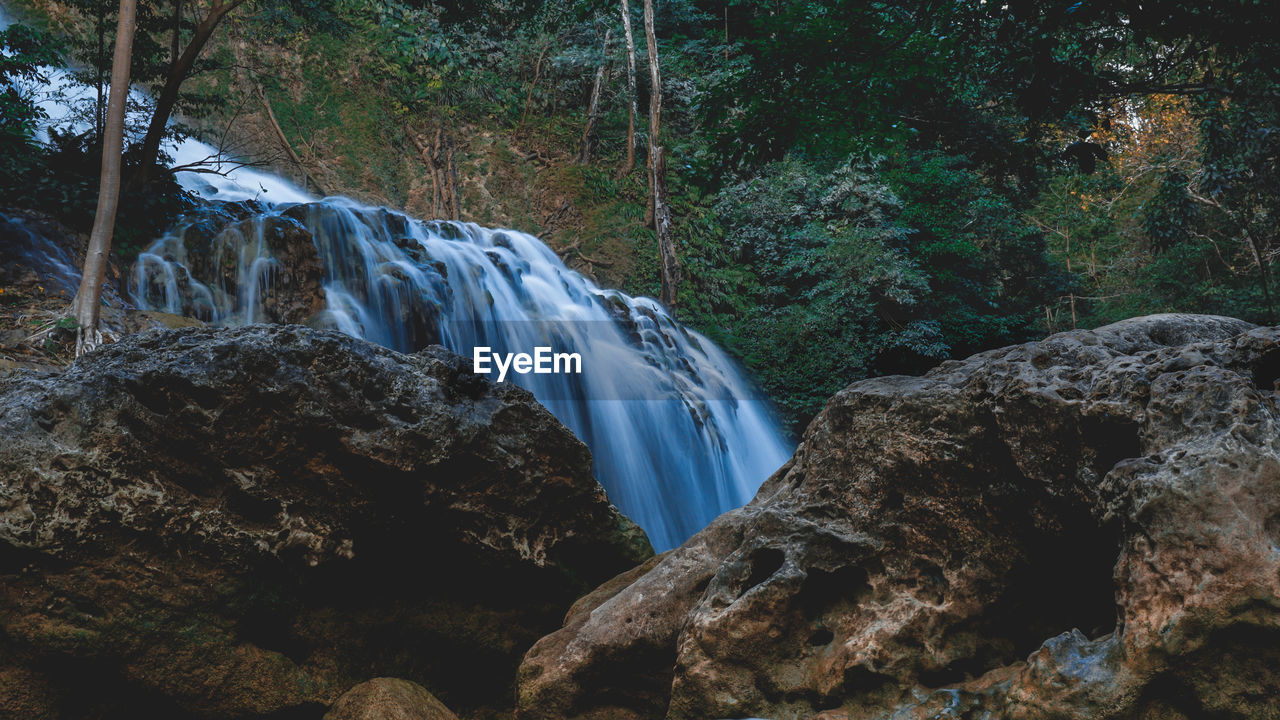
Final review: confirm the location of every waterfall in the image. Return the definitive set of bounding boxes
[130,200,793,550]
[3,4,793,550]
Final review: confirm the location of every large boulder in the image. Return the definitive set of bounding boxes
[517,313,1280,720]
[0,325,651,719]
[323,678,459,720]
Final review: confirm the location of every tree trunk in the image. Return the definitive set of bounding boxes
[723,3,729,60]
[136,0,246,186]
[643,0,678,310]
[579,27,612,163]
[653,146,678,310]
[408,130,442,217]
[445,132,459,219]
[95,0,106,138]
[643,0,659,225]
[620,0,639,176]
[171,0,182,66]
[411,127,459,219]
[435,128,449,217]
[430,136,444,217]
[74,0,137,356]
[519,39,550,132]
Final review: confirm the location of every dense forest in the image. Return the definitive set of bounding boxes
[3,0,1279,429]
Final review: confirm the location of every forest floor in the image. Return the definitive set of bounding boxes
[0,290,76,373]
[0,209,84,372]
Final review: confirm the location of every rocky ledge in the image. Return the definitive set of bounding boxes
[518,314,1280,720]
[0,325,651,719]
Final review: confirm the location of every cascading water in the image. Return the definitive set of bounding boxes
[3,3,793,551]
[0,212,82,295]
[130,200,793,550]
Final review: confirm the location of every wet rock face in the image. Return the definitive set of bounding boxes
[130,201,327,325]
[517,314,1280,720]
[0,326,651,719]
[183,203,327,325]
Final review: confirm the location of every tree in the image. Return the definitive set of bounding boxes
[619,0,638,175]
[170,0,182,65]
[74,0,137,356]
[578,24,611,163]
[62,0,173,139]
[135,0,249,184]
[643,0,677,309]
[92,0,108,137]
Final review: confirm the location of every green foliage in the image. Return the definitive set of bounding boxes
[708,2,957,166]
[680,157,929,428]
[251,0,350,37]
[676,151,1070,430]
[1142,170,1199,252]
[1031,91,1280,330]
[0,23,61,186]
[883,151,1072,359]
[45,0,213,138]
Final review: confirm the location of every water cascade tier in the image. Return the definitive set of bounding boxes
[130,199,793,549]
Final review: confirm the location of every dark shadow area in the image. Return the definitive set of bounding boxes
[1252,349,1280,392]
[742,547,786,596]
[1081,414,1143,481]
[796,566,871,621]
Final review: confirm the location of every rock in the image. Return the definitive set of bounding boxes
[517,313,1280,720]
[115,308,208,332]
[0,325,651,719]
[324,678,459,720]
[0,665,57,720]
